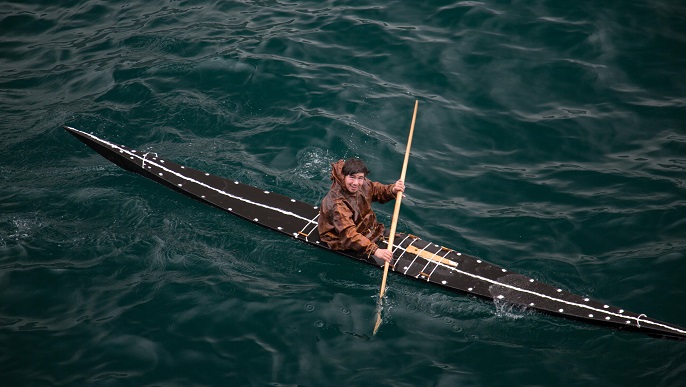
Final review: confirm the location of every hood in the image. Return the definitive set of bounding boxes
[329,159,351,194]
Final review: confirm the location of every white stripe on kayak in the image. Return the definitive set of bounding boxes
[67,127,317,225]
[392,241,685,336]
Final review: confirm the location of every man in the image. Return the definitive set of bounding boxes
[317,158,405,263]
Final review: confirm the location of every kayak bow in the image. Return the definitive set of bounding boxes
[64,126,686,341]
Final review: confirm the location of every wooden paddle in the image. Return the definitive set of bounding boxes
[373,99,418,335]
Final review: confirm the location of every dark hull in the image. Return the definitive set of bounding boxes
[64,126,686,341]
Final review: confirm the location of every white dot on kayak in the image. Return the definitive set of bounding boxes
[589,314,594,318]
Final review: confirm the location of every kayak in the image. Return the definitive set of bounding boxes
[63,125,686,340]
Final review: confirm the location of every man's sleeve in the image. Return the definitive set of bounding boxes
[370,181,396,204]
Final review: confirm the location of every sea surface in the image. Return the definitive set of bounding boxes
[1,0,685,385]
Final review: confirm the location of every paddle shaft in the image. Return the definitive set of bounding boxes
[378,100,418,299]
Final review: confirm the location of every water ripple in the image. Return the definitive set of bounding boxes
[1,0,685,385]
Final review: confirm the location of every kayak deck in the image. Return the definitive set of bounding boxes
[64,126,686,341]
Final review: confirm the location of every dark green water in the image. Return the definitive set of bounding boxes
[2,0,685,385]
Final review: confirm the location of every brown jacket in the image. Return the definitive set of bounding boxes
[317,160,396,256]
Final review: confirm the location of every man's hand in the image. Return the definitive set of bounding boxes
[392,180,405,195]
[374,248,393,263]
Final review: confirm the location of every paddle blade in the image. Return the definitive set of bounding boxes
[372,297,384,335]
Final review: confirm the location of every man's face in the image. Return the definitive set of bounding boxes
[344,172,365,193]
